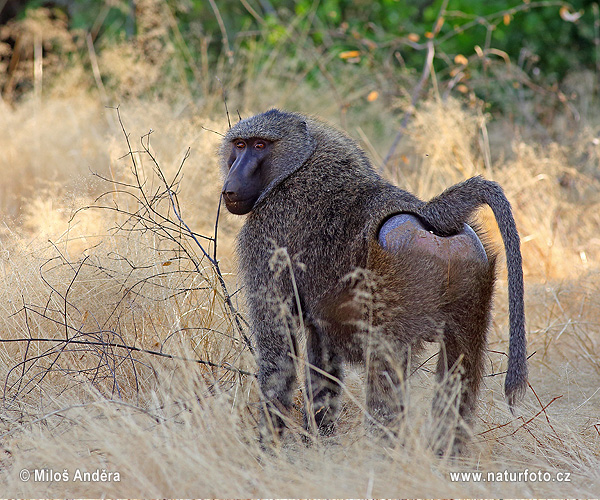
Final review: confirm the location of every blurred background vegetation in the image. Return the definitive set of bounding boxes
[1,0,598,125]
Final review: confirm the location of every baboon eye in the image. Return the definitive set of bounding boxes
[235,141,246,149]
[254,141,266,150]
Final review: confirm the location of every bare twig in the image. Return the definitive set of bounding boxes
[477,394,563,443]
[123,111,254,354]
[0,335,254,377]
[3,107,256,407]
[208,0,233,63]
[382,40,435,170]
[216,76,231,129]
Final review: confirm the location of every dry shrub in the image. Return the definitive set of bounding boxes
[409,98,484,185]
[495,140,600,280]
[0,7,78,101]
[98,0,176,103]
[98,42,165,98]
[0,101,249,425]
[0,180,250,412]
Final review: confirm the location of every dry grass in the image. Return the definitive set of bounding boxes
[1,65,600,496]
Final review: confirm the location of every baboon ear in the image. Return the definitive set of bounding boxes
[293,120,317,166]
[253,117,317,207]
[280,119,316,179]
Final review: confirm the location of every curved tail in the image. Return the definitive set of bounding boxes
[419,175,528,408]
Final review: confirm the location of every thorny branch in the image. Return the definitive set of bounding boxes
[108,105,254,357]
[3,107,255,408]
[131,117,254,355]
[0,335,254,378]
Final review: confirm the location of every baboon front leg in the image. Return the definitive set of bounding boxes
[256,323,299,445]
[304,322,344,436]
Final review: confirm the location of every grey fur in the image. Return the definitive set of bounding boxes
[220,109,527,453]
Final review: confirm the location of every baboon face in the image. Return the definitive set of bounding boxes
[222,137,274,215]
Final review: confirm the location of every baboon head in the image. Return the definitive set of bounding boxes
[220,109,317,215]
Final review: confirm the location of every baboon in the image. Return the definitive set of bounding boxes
[219,109,527,454]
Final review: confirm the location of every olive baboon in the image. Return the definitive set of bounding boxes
[220,109,527,454]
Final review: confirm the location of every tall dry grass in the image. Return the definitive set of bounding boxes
[1,34,600,495]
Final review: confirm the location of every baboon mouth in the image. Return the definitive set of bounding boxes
[224,198,254,215]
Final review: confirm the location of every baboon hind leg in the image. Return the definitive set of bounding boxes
[365,345,411,439]
[304,322,344,436]
[432,270,494,455]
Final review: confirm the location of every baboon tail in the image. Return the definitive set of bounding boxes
[420,175,528,408]
[470,177,528,409]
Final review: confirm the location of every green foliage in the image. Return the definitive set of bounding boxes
[23,0,133,39]
[16,0,597,81]
[437,0,597,82]
[7,0,599,114]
